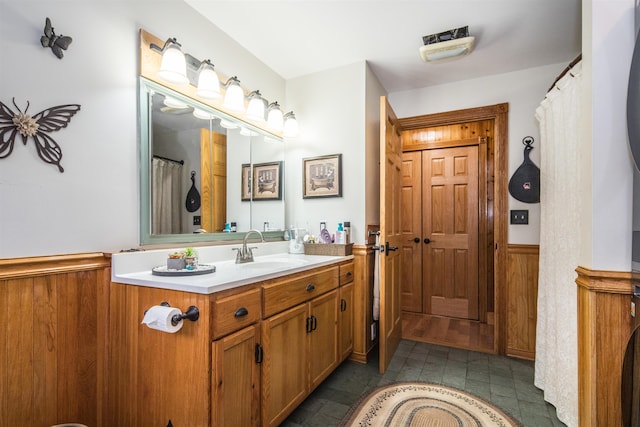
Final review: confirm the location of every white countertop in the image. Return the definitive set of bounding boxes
[111,242,353,294]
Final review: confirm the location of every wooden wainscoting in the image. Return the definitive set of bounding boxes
[576,267,638,427]
[0,253,111,427]
[506,244,539,360]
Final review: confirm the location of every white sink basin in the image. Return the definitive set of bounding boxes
[239,257,310,269]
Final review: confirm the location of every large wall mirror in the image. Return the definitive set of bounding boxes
[139,78,285,244]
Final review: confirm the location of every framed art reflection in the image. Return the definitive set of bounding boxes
[253,161,282,201]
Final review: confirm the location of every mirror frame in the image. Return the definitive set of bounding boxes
[139,78,285,245]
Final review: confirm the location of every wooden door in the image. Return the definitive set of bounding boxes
[308,290,339,391]
[212,323,261,426]
[261,304,308,427]
[200,129,227,233]
[401,151,423,312]
[339,282,354,361]
[422,145,479,320]
[379,96,403,373]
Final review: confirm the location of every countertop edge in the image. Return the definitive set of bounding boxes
[112,254,354,294]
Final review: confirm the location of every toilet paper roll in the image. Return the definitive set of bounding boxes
[141,305,183,333]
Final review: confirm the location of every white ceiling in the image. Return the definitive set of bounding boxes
[184,0,581,94]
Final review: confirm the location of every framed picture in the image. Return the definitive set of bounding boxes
[303,154,342,198]
[241,164,252,201]
[252,161,283,201]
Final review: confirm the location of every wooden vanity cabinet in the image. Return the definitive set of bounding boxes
[260,266,340,427]
[108,259,354,427]
[211,287,262,426]
[339,261,355,361]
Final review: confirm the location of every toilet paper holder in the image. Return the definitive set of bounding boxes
[158,301,200,326]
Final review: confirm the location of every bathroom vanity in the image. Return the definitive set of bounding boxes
[108,243,354,426]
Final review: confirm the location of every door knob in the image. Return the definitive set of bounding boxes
[413,237,420,243]
[424,238,431,244]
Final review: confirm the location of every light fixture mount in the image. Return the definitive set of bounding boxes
[419,26,475,63]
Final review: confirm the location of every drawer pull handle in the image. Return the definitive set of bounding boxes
[346,271,352,277]
[234,307,249,318]
[306,283,315,292]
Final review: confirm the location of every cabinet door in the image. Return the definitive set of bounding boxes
[212,323,261,426]
[261,304,308,427]
[309,289,339,391]
[339,282,354,361]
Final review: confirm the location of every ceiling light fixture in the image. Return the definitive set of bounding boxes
[245,90,267,123]
[266,101,283,132]
[196,59,221,100]
[222,76,245,113]
[163,95,189,109]
[154,38,189,84]
[283,111,299,138]
[419,26,475,63]
[193,108,216,120]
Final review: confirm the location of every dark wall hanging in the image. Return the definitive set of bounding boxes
[40,17,72,59]
[508,136,540,203]
[185,170,201,212]
[0,98,81,172]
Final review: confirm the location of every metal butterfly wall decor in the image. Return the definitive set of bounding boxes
[0,98,81,173]
[40,17,72,59]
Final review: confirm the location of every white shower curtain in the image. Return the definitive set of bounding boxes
[152,157,183,234]
[534,61,582,427]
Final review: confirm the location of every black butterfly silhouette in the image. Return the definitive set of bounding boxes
[0,98,81,173]
[40,17,72,59]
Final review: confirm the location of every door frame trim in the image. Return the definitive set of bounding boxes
[398,103,508,354]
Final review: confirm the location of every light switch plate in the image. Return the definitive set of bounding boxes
[510,210,529,224]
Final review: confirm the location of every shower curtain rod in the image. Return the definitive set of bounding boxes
[153,155,184,165]
[547,54,582,93]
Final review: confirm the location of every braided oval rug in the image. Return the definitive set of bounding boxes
[342,383,522,427]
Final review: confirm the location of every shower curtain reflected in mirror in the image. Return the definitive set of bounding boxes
[152,157,183,234]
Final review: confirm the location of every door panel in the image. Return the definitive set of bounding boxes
[401,151,423,312]
[423,146,479,320]
[379,96,402,374]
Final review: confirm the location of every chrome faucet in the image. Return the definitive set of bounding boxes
[233,229,264,263]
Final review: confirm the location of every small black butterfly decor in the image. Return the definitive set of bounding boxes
[40,17,72,59]
[0,98,81,172]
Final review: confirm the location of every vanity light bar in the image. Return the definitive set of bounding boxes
[144,30,298,139]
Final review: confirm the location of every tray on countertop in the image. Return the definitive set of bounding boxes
[151,264,216,276]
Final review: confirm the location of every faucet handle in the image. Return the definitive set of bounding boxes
[246,246,258,261]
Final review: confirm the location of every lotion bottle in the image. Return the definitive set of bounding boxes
[336,222,345,244]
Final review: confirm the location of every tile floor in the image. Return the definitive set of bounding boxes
[282,339,566,426]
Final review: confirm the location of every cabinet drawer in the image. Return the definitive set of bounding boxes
[211,287,261,339]
[339,262,354,285]
[263,267,338,317]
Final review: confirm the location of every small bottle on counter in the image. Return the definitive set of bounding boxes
[230,222,237,232]
[343,221,350,244]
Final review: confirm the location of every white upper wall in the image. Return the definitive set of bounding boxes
[0,0,284,258]
[284,62,367,244]
[583,0,635,271]
[389,63,567,245]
